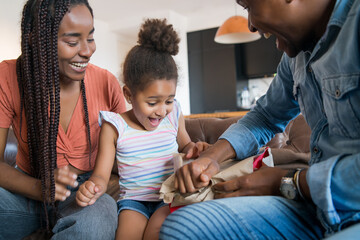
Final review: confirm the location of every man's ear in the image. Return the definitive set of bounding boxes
[123,85,132,104]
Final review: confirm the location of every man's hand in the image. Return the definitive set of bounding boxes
[175,139,236,194]
[213,167,287,198]
[175,156,220,193]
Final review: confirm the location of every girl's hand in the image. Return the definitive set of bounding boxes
[76,176,107,207]
[51,165,78,202]
[183,141,212,159]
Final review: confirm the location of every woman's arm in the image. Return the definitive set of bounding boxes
[0,128,79,202]
[0,127,43,201]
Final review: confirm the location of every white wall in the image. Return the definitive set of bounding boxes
[0,0,26,62]
[0,1,121,78]
[91,19,121,77]
[168,11,190,115]
[0,1,191,114]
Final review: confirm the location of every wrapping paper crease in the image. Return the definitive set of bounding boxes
[160,148,274,207]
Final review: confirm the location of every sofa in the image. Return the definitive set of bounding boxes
[4,113,312,238]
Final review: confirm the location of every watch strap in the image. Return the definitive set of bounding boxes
[294,169,305,200]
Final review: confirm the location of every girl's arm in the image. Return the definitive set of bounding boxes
[176,113,210,159]
[176,113,192,152]
[76,122,118,206]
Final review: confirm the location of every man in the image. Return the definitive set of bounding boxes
[159,0,360,239]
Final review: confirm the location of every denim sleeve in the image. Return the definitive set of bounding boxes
[307,153,360,231]
[220,54,300,160]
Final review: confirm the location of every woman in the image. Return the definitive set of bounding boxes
[0,0,126,239]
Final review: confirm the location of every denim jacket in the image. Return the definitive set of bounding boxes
[220,0,360,235]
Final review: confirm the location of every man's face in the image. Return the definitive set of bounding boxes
[236,0,314,57]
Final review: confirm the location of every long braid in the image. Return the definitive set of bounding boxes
[16,0,93,232]
[39,1,51,214]
[16,0,70,231]
[49,0,67,220]
[81,79,92,168]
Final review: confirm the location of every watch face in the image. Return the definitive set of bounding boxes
[280,178,298,200]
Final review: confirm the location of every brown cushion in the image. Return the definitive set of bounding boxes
[185,115,311,154]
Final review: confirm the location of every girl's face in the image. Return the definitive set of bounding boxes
[129,79,177,131]
[57,4,96,83]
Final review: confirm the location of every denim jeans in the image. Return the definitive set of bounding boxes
[160,196,325,240]
[0,172,117,240]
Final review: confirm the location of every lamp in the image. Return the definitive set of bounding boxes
[214,15,261,44]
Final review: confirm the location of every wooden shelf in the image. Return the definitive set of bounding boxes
[184,111,249,119]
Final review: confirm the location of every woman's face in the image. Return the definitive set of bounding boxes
[128,79,177,131]
[57,4,96,83]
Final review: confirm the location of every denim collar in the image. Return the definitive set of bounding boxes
[309,0,355,64]
[330,0,356,27]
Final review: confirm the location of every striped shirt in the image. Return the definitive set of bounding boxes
[99,100,181,201]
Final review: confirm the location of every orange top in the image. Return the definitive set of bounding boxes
[0,59,126,174]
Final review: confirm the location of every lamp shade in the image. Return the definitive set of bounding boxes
[214,16,261,44]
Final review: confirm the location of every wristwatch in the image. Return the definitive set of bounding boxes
[280,169,299,200]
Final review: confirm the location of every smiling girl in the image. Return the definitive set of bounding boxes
[76,18,210,240]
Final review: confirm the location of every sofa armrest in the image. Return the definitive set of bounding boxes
[4,128,17,167]
[185,117,241,144]
[184,114,311,154]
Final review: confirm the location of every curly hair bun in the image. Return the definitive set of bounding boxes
[138,18,180,56]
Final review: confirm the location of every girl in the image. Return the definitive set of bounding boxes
[76,18,209,240]
[0,0,126,239]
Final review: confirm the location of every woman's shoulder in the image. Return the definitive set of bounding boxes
[85,63,121,92]
[0,59,17,73]
[0,59,18,89]
[85,63,118,82]
[86,63,108,73]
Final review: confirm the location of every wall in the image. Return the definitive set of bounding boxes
[0,1,120,77]
[90,19,122,79]
[115,10,191,115]
[0,1,192,114]
[0,0,25,62]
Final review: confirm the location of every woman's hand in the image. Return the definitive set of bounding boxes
[76,175,107,207]
[213,167,287,199]
[51,165,78,202]
[183,141,212,159]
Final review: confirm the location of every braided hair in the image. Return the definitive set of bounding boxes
[123,18,180,94]
[16,0,93,230]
